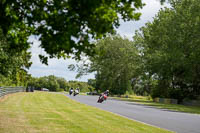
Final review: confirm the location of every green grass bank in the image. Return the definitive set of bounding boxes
[0,92,173,133]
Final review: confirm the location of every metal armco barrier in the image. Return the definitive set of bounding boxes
[0,86,25,97]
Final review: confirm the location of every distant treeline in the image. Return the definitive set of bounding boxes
[27,75,94,92]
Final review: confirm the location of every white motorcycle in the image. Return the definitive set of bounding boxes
[73,89,79,96]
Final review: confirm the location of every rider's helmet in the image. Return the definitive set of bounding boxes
[106,90,109,93]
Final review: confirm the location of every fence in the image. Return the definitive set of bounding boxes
[0,86,25,98]
[154,98,178,104]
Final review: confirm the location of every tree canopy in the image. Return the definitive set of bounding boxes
[0,0,143,63]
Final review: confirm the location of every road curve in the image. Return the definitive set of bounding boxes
[65,94,200,133]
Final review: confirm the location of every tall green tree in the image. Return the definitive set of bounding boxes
[0,28,32,86]
[77,35,140,94]
[134,0,200,102]
[87,79,96,92]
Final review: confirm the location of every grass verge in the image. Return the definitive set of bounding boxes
[0,92,173,133]
[112,95,200,114]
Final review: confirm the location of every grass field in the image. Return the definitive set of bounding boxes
[0,92,173,133]
[112,95,200,114]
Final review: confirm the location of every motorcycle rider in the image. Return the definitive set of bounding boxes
[69,88,74,95]
[103,90,109,96]
[98,90,109,101]
[74,88,80,96]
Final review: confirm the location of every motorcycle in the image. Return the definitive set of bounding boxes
[97,94,108,103]
[73,89,79,96]
[69,89,73,95]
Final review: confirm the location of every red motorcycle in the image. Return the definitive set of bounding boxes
[97,94,108,103]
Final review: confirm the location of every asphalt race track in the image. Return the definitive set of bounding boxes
[66,94,200,133]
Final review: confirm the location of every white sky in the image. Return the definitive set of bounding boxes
[28,0,168,82]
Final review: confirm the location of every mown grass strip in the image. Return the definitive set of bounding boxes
[0,92,173,133]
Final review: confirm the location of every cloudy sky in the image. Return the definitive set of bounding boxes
[28,0,168,82]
